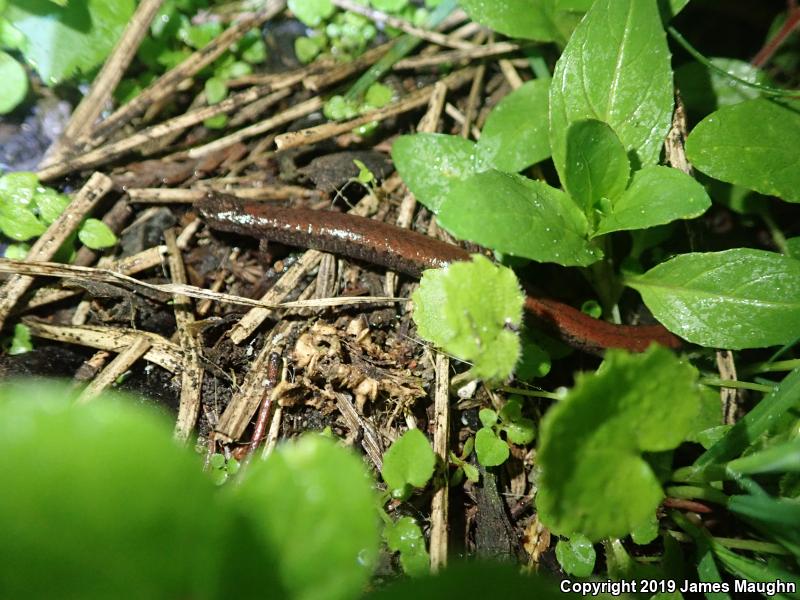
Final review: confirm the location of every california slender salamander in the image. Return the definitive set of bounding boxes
[197,194,682,354]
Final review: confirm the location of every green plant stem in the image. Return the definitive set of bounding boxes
[667,26,800,98]
[742,359,800,376]
[671,464,728,484]
[345,0,457,101]
[700,377,776,393]
[760,209,792,256]
[499,385,561,401]
[665,485,729,505]
[586,239,622,323]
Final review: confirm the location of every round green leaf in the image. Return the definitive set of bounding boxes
[479,408,498,429]
[381,428,436,496]
[475,427,509,467]
[0,203,46,241]
[555,535,596,577]
[364,82,393,108]
[78,218,118,249]
[459,0,589,44]
[204,77,227,105]
[477,79,551,173]
[537,346,701,541]
[0,171,39,206]
[627,249,800,349]
[504,419,536,446]
[34,188,71,224]
[288,0,334,27]
[231,435,379,600]
[0,50,28,114]
[392,133,485,213]
[0,381,223,599]
[686,98,800,203]
[550,0,673,179]
[383,516,429,578]
[437,171,601,267]
[412,254,525,381]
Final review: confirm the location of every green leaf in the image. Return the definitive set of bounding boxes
[478,408,498,429]
[371,0,408,13]
[458,0,591,44]
[686,99,800,203]
[362,562,563,600]
[787,237,800,260]
[0,381,223,599]
[3,242,29,259]
[231,434,379,600]
[726,439,800,476]
[503,419,536,446]
[630,513,659,545]
[475,427,509,467]
[6,0,135,85]
[381,428,436,498]
[675,58,770,115]
[462,463,480,482]
[204,77,227,105]
[412,255,524,381]
[0,203,46,241]
[288,0,334,27]
[695,370,800,470]
[7,323,33,354]
[34,188,70,224]
[241,38,267,64]
[383,516,430,578]
[555,534,596,577]
[0,171,39,206]
[627,249,800,349]
[594,166,711,236]
[563,119,630,215]
[391,133,485,213]
[537,346,701,541]
[78,218,117,250]
[727,494,800,559]
[364,82,393,108]
[515,334,551,380]
[477,79,551,173]
[0,50,28,114]
[549,0,673,179]
[437,171,601,267]
[295,36,324,64]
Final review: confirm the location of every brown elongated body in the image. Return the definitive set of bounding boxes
[198,195,682,354]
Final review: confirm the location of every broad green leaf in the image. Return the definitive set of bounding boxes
[288,0,333,27]
[0,381,223,600]
[0,203,46,241]
[594,166,711,236]
[392,133,485,212]
[412,255,525,381]
[78,218,117,250]
[537,346,701,540]
[627,249,800,348]
[438,171,601,266]
[686,99,800,203]
[0,50,27,114]
[479,408,498,429]
[549,0,674,179]
[675,58,770,115]
[477,79,551,173]
[6,0,135,85]
[475,427,509,467]
[231,435,379,600]
[383,516,430,577]
[787,237,800,259]
[0,171,39,206]
[630,514,659,545]
[204,77,227,105]
[362,562,563,600]
[458,0,591,44]
[563,119,630,215]
[659,0,690,20]
[34,188,70,224]
[555,535,596,577]
[381,428,436,499]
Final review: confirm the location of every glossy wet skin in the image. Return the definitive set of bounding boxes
[198,194,682,354]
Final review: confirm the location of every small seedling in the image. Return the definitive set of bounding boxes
[474,397,535,468]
